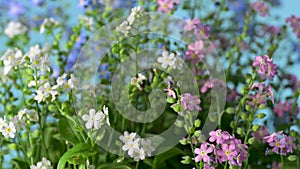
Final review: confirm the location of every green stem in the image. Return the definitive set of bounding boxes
[135,160,140,169]
[281,155,284,168]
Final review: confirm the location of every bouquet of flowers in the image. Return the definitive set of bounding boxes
[0,0,299,168]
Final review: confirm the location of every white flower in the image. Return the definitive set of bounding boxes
[79,15,94,30]
[30,157,53,169]
[2,122,16,138]
[34,83,58,103]
[102,105,110,126]
[132,148,145,161]
[40,17,59,34]
[4,21,27,38]
[157,51,175,69]
[17,109,27,120]
[127,6,143,25]
[122,138,140,156]
[11,116,25,131]
[82,109,105,129]
[141,139,155,156]
[1,48,23,75]
[137,73,146,83]
[119,131,137,143]
[131,77,139,86]
[26,110,39,122]
[116,21,131,36]
[0,118,6,132]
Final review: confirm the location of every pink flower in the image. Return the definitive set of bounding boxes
[185,40,205,64]
[203,164,215,169]
[250,1,270,17]
[184,18,200,31]
[217,144,238,162]
[209,130,230,144]
[194,142,213,163]
[180,93,201,111]
[252,126,269,141]
[272,162,282,169]
[252,55,277,80]
[157,0,180,13]
[286,15,300,38]
[164,81,176,99]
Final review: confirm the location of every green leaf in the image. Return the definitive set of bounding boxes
[58,117,80,144]
[152,147,184,169]
[58,143,96,169]
[97,163,132,169]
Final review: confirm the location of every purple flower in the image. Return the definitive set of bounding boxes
[217,144,237,162]
[273,101,291,118]
[252,126,269,141]
[208,130,230,144]
[203,164,215,169]
[8,1,25,19]
[157,0,179,13]
[264,132,297,155]
[272,161,282,169]
[98,64,111,79]
[180,93,201,111]
[252,55,277,80]
[164,81,176,99]
[194,142,213,163]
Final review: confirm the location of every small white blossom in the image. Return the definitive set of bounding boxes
[0,118,6,132]
[157,51,175,69]
[40,17,59,34]
[79,15,94,30]
[30,157,53,169]
[82,109,105,129]
[1,48,23,75]
[122,138,140,156]
[2,122,16,139]
[11,116,25,132]
[26,110,39,122]
[4,21,27,38]
[119,131,137,143]
[116,21,131,36]
[34,83,58,103]
[141,139,155,156]
[132,148,145,161]
[102,105,110,126]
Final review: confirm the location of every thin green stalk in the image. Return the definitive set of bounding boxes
[281,155,284,168]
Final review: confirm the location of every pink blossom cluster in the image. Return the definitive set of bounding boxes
[264,131,297,155]
[273,101,299,118]
[180,93,201,111]
[247,82,274,109]
[184,18,211,65]
[286,15,300,38]
[194,130,248,168]
[250,1,270,17]
[252,55,277,80]
[157,0,180,13]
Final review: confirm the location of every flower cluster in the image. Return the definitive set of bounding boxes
[247,82,274,109]
[4,21,27,38]
[250,1,270,17]
[181,93,201,111]
[119,131,155,161]
[82,105,110,130]
[185,40,205,65]
[286,15,300,38]
[0,109,38,139]
[116,6,145,36]
[157,0,180,13]
[252,55,277,80]
[40,17,59,34]
[184,17,210,38]
[194,130,248,168]
[1,48,23,75]
[273,101,299,118]
[157,50,182,69]
[30,157,53,169]
[131,73,146,89]
[264,131,297,155]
